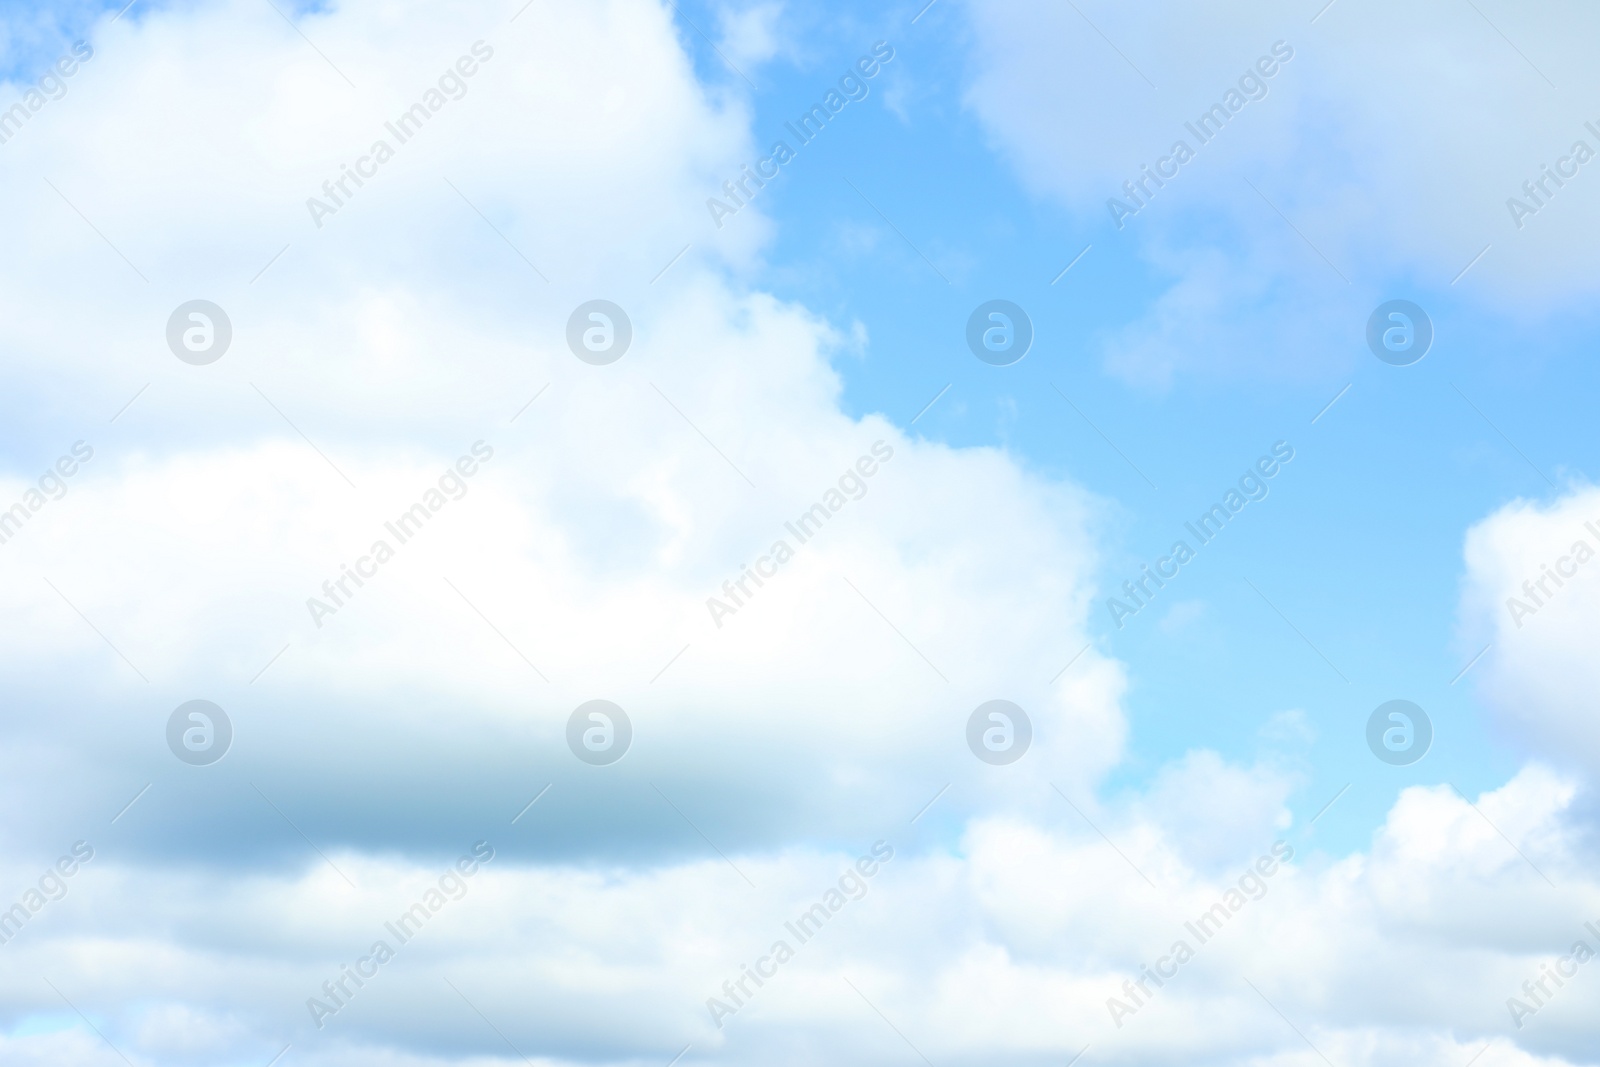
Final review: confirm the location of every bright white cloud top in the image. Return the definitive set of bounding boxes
[0,0,1596,1065]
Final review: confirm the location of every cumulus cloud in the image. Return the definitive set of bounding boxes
[0,0,1595,1064]
[959,0,1600,386]
[2,767,1596,1065]
[0,0,1121,935]
[1461,485,1600,778]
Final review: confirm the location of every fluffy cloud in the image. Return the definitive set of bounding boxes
[1,767,1596,1065]
[958,0,1600,385]
[0,0,1596,1064]
[0,0,1120,924]
[1461,485,1600,778]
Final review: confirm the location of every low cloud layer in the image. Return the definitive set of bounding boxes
[0,0,1595,1064]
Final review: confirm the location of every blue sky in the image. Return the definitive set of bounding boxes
[667,0,1592,848]
[3,0,1600,1064]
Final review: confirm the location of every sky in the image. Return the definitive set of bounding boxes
[1,0,1599,1064]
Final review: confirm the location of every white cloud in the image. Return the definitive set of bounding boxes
[713,1,786,73]
[0,768,1593,1065]
[958,0,1600,385]
[1461,485,1600,777]
[0,0,1596,1064]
